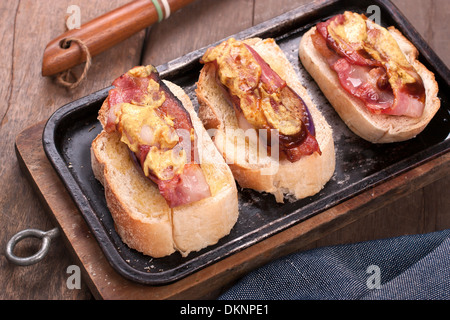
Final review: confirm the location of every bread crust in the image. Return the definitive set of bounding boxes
[91,80,239,258]
[196,38,336,202]
[299,24,440,143]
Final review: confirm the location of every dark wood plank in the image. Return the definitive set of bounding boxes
[392,0,450,67]
[1,0,146,300]
[2,0,449,299]
[253,0,312,25]
[14,120,449,299]
[314,175,450,250]
[142,0,254,66]
[0,1,16,125]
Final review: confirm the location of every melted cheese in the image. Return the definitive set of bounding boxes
[128,65,157,78]
[115,66,187,181]
[202,38,261,93]
[329,12,367,47]
[259,89,301,136]
[328,12,418,88]
[117,104,179,151]
[201,38,302,136]
[144,145,186,180]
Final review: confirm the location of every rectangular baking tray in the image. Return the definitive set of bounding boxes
[43,0,450,285]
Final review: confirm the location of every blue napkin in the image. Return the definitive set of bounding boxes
[219,229,450,300]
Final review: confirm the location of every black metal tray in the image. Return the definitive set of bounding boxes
[43,0,450,285]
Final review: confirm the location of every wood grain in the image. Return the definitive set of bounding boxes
[1,0,449,299]
[1,0,146,300]
[42,0,196,76]
[14,121,450,299]
[142,0,255,66]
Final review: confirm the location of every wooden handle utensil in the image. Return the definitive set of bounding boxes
[42,0,195,76]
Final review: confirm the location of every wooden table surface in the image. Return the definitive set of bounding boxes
[1,0,449,300]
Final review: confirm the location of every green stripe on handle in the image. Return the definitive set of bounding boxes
[151,0,164,22]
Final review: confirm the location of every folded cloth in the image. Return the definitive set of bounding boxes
[218,229,450,300]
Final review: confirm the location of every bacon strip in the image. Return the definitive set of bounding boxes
[202,40,320,162]
[314,14,425,118]
[106,72,152,132]
[244,44,286,94]
[242,44,320,161]
[106,67,211,208]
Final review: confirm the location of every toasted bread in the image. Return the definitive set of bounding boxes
[196,38,336,202]
[299,20,440,143]
[91,80,239,258]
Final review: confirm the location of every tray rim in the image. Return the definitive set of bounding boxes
[42,0,450,285]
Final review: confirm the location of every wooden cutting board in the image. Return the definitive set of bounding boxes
[15,120,450,299]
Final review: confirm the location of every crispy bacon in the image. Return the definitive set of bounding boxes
[156,163,212,208]
[106,67,211,208]
[202,40,320,162]
[243,44,320,161]
[106,72,153,132]
[316,17,382,68]
[244,44,287,93]
[314,14,425,118]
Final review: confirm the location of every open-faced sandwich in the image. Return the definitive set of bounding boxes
[299,11,440,143]
[196,37,335,202]
[91,65,239,258]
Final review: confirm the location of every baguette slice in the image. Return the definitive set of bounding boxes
[196,38,335,202]
[91,80,239,258]
[299,21,440,143]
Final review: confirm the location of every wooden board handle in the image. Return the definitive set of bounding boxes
[42,0,195,77]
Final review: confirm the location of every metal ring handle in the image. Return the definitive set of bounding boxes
[6,228,60,266]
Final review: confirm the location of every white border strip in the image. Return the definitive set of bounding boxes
[160,0,171,19]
